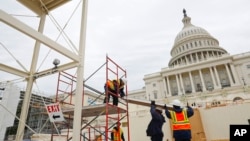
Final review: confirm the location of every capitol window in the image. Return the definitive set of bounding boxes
[211,100,221,106]
[246,64,250,69]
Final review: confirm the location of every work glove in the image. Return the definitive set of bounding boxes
[186,102,191,108]
[164,104,167,109]
[151,100,155,105]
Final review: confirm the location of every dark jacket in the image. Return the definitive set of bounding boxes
[165,105,194,139]
[147,105,165,136]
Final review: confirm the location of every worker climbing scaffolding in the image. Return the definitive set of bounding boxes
[103,78,127,106]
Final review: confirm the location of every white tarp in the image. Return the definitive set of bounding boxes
[0,82,20,140]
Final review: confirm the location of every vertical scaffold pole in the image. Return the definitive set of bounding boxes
[72,0,88,140]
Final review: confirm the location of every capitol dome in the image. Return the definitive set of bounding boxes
[168,9,228,67]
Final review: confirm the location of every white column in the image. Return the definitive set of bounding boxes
[163,77,168,96]
[185,55,188,64]
[230,64,240,85]
[190,54,194,63]
[199,69,206,91]
[179,73,185,94]
[176,74,181,95]
[214,66,221,88]
[196,53,198,62]
[225,64,233,86]
[202,52,205,60]
[209,67,217,88]
[212,51,215,56]
[189,71,195,93]
[167,76,171,95]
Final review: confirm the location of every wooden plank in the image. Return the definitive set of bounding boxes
[125,98,174,110]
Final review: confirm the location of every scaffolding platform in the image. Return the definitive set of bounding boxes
[62,104,127,117]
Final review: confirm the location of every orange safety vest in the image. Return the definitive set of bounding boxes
[117,79,125,89]
[170,109,191,130]
[112,128,123,141]
[107,79,124,91]
[96,135,102,141]
[106,80,115,91]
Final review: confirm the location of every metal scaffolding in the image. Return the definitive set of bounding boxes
[53,55,130,141]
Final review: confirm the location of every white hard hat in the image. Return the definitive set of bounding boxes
[172,99,182,107]
[121,78,127,85]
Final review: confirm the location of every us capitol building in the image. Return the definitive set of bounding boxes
[129,9,250,107]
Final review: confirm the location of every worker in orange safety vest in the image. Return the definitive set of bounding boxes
[111,122,125,141]
[94,133,102,141]
[164,99,194,141]
[103,78,126,106]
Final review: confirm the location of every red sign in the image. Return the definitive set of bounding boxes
[47,104,60,113]
[46,103,64,122]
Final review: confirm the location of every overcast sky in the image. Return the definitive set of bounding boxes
[1,0,250,96]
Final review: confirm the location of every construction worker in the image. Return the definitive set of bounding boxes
[117,78,126,98]
[94,133,102,141]
[111,122,125,141]
[146,100,166,141]
[164,99,194,141]
[103,78,126,106]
